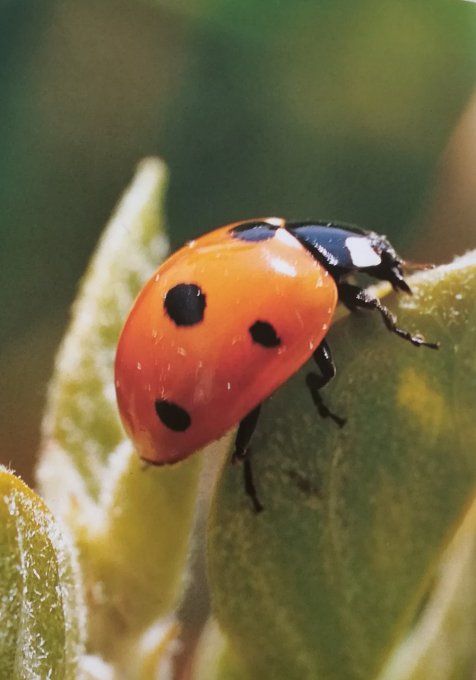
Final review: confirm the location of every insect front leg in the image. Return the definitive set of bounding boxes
[306,340,346,427]
[338,282,439,349]
[232,405,263,513]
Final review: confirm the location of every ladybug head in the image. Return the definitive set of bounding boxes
[367,232,412,294]
[285,221,416,294]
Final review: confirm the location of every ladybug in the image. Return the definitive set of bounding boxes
[115,217,438,511]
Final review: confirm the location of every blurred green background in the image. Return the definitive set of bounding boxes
[1,0,475,481]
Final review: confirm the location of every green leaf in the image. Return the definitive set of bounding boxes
[207,252,476,680]
[37,159,202,659]
[379,500,476,680]
[0,466,84,678]
[39,158,170,502]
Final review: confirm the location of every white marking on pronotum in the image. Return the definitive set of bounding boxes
[275,227,301,249]
[345,236,381,267]
[265,217,285,227]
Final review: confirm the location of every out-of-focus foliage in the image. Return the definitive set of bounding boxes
[417,91,476,262]
[0,466,84,678]
[207,252,476,680]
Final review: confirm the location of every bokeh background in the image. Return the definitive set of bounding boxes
[1,0,476,482]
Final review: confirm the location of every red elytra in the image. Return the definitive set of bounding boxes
[115,218,337,464]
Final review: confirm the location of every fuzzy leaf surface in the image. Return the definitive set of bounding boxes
[0,467,83,679]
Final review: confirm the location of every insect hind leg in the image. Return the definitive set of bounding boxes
[232,405,263,513]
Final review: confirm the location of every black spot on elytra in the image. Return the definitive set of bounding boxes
[155,399,191,432]
[164,283,206,326]
[230,221,278,242]
[249,320,281,348]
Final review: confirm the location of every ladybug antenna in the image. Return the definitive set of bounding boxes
[402,260,435,272]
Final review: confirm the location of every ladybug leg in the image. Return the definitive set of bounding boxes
[232,405,263,513]
[338,282,439,349]
[232,405,261,462]
[306,341,346,428]
[243,459,263,514]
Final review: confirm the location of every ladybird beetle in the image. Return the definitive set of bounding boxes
[115,217,438,511]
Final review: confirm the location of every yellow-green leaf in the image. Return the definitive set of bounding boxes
[37,159,202,660]
[207,252,476,680]
[0,467,84,678]
[39,158,170,503]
